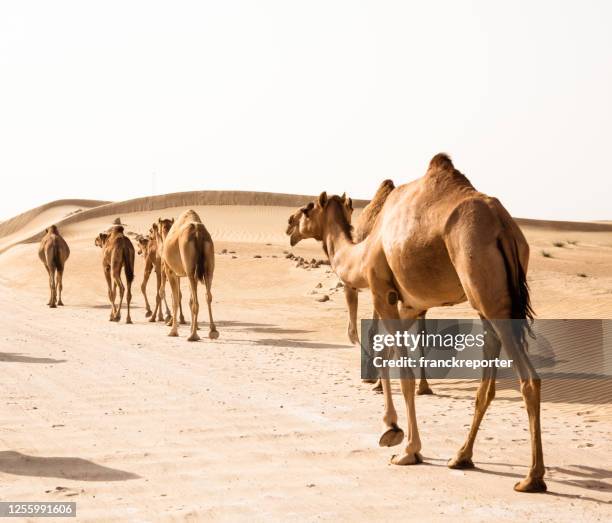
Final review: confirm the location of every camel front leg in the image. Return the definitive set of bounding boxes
[141,260,153,317]
[371,285,422,465]
[167,272,180,337]
[344,285,359,344]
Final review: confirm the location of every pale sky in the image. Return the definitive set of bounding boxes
[1,0,611,221]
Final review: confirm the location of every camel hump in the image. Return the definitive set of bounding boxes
[428,153,454,173]
[47,224,59,234]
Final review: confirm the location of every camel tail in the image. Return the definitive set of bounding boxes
[191,224,207,284]
[497,233,535,348]
[52,244,64,272]
[123,242,134,283]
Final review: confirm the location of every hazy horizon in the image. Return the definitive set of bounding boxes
[1,1,611,221]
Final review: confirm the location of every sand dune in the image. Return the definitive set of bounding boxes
[0,191,611,521]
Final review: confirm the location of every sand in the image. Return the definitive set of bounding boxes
[0,194,611,522]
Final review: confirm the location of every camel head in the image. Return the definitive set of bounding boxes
[136,235,149,256]
[45,225,59,235]
[286,192,353,246]
[157,218,174,243]
[95,232,109,248]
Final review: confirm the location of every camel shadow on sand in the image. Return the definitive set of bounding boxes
[422,457,611,504]
[0,353,66,364]
[0,451,140,481]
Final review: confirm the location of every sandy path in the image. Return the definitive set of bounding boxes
[1,280,611,521]
[0,200,611,521]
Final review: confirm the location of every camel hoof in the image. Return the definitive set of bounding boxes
[371,380,383,393]
[209,329,219,340]
[58,301,64,306]
[514,477,547,493]
[390,452,423,466]
[148,316,157,323]
[362,378,378,384]
[145,310,152,318]
[126,318,133,325]
[168,330,179,337]
[49,304,57,308]
[348,330,359,345]
[378,424,404,447]
[448,456,475,469]
[187,333,201,342]
[179,317,186,325]
[417,385,434,395]
[164,314,172,322]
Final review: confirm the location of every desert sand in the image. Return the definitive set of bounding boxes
[0,192,611,522]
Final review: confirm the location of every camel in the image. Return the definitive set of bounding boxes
[158,211,218,341]
[38,225,70,307]
[285,154,545,492]
[95,225,135,324]
[136,227,173,322]
[288,180,433,395]
[153,219,186,326]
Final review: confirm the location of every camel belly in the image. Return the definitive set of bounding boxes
[162,235,188,277]
[385,240,466,310]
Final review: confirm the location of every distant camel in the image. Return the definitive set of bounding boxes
[285,154,545,492]
[38,225,70,307]
[95,225,135,323]
[153,219,186,326]
[287,180,433,395]
[136,227,172,322]
[158,211,218,341]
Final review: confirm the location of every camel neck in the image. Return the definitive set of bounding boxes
[321,204,367,289]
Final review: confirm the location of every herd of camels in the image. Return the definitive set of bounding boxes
[37,154,546,493]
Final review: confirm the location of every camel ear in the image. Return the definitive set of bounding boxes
[171,218,175,224]
[347,197,353,210]
[318,192,328,207]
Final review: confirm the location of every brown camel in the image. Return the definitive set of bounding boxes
[38,225,70,307]
[136,227,172,322]
[285,154,545,492]
[158,211,218,341]
[95,225,135,323]
[288,180,433,395]
[153,219,186,326]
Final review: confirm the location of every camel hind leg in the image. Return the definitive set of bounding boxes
[203,241,219,339]
[56,269,64,306]
[167,272,180,337]
[449,238,545,492]
[125,272,133,324]
[448,317,500,469]
[47,263,57,308]
[186,275,200,342]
